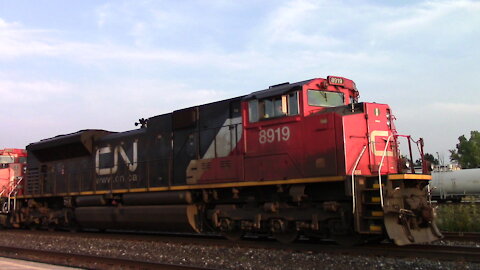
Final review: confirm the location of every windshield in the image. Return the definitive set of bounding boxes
[308,90,345,107]
[0,156,14,164]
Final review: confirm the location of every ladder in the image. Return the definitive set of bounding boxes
[356,177,384,233]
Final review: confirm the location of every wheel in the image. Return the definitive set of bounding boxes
[273,231,298,244]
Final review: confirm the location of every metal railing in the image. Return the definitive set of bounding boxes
[351,145,367,213]
[377,135,394,208]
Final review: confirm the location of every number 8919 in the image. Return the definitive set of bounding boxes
[259,126,290,144]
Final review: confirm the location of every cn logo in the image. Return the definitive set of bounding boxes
[95,141,138,175]
[369,131,393,157]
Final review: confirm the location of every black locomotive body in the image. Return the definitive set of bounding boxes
[2,76,441,245]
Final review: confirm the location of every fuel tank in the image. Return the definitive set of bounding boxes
[75,205,200,232]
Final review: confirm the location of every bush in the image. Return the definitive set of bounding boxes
[435,199,480,232]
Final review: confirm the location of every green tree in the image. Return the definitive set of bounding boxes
[415,153,439,166]
[450,130,480,168]
[425,153,439,165]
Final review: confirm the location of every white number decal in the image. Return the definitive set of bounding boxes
[259,126,290,144]
[259,130,266,144]
[281,126,290,141]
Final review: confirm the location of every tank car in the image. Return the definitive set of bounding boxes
[2,76,441,245]
[431,168,480,202]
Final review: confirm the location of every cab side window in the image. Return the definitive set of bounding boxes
[248,91,299,123]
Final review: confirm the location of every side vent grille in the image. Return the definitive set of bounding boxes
[26,167,41,194]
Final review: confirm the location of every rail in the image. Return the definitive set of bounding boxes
[350,145,367,214]
[6,177,22,213]
[377,135,393,208]
[396,135,427,174]
[1,230,479,265]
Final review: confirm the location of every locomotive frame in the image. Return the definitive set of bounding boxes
[1,76,442,245]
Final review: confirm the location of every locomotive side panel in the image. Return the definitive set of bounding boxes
[146,113,173,187]
[173,107,198,185]
[94,129,148,191]
[301,112,341,177]
[342,110,370,176]
[181,98,244,184]
[25,130,112,196]
[243,117,304,181]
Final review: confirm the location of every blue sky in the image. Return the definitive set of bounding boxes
[0,0,479,162]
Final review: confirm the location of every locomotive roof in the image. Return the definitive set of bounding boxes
[97,128,146,141]
[243,79,311,100]
[29,129,113,146]
[27,129,113,161]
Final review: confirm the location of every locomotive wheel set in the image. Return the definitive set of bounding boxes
[0,76,442,245]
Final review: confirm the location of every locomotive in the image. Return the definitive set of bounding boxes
[0,149,27,198]
[1,76,442,245]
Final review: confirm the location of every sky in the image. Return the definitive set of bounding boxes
[0,0,479,163]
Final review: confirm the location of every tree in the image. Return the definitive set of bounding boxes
[425,153,439,165]
[415,153,439,166]
[450,130,480,169]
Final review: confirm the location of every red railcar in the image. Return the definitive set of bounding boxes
[6,76,441,245]
[0,149,27,212]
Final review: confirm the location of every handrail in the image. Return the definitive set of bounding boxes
[378,135,393,208]
[351,145,367,214]
[396,134,427,174]
[7,177,22,213]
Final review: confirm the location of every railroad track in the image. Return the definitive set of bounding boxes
[442,232,480,242]
[0,245,213,270]
[0,229,479,268]
[353,244,480,263]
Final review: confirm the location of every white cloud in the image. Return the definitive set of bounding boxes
[0,79,72,103]
[429,102,480,115]
[257,0,342,49]
[378,1,480,35]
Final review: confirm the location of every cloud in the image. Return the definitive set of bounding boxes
[0,79,72,103]
[254,0,342,50]
[429,102,480,115]
[0,18,60,58]
[377,1,480,35]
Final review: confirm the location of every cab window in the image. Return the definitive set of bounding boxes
[308,90,344,107]
[248,91,299,123]
[0,156,14,164]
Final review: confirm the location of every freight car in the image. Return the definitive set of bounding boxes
[1,76,441,246]
[431,168,480,202]
[0,149,27,197]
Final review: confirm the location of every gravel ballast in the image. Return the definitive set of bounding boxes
[0,231,478,270]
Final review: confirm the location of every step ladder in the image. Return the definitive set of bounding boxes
[354,177,385,234]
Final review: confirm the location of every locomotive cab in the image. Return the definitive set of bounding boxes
[242,76,441,245]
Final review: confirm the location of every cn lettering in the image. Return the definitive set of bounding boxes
[95,141,138,175]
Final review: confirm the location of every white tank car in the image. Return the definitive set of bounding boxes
[431,168,480,202]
